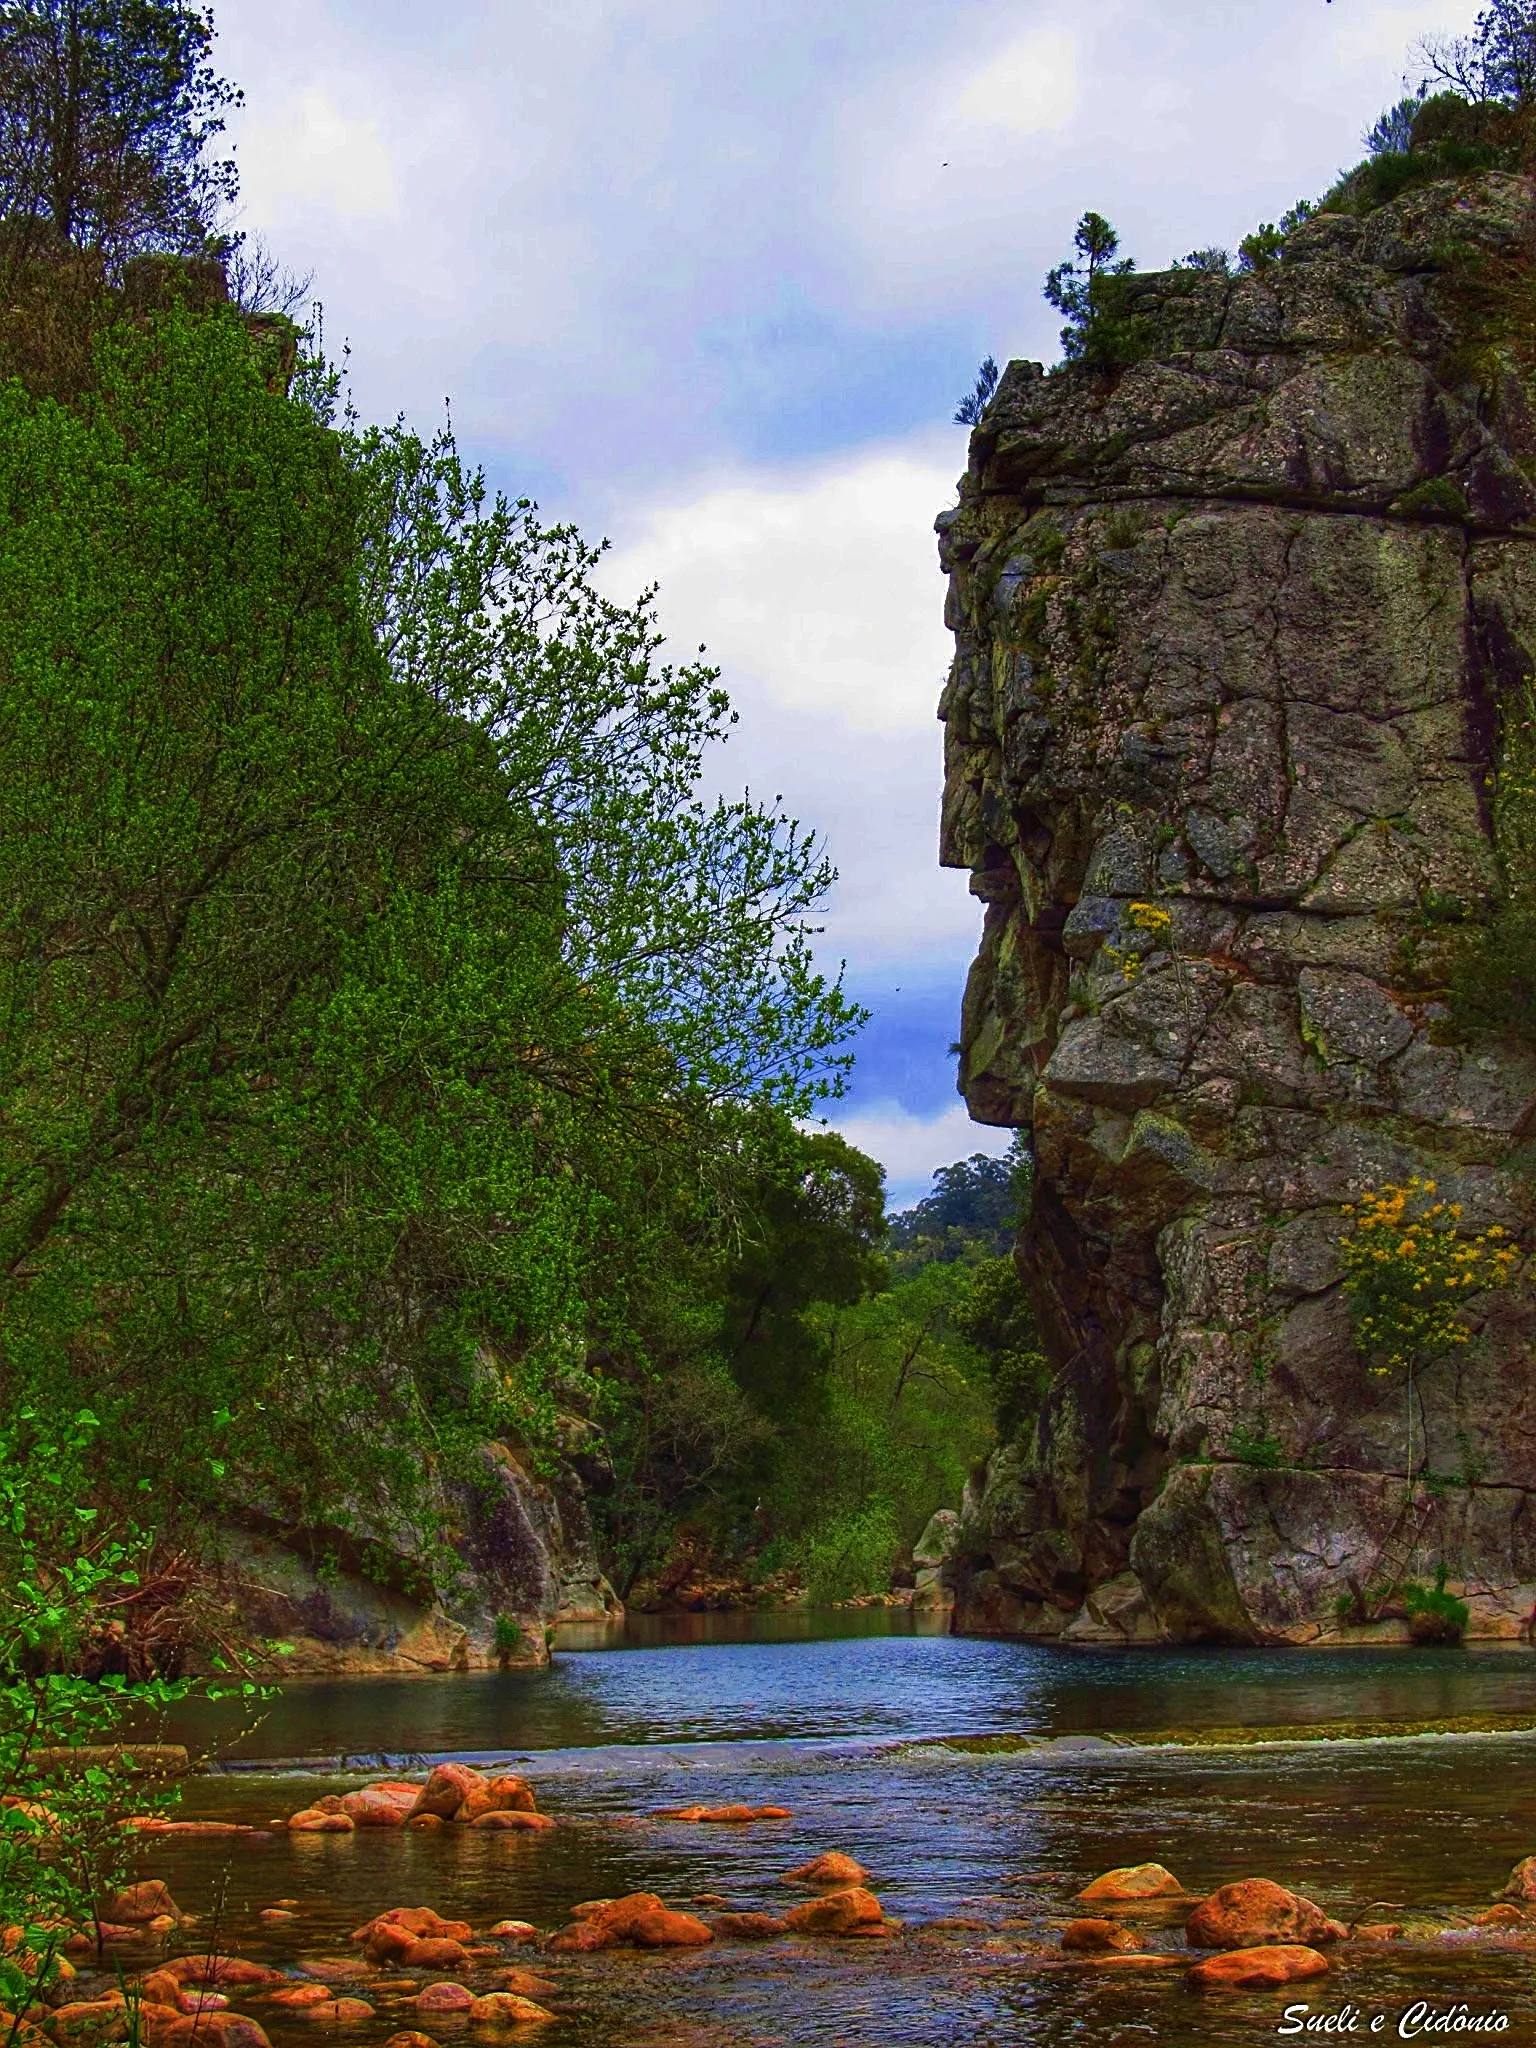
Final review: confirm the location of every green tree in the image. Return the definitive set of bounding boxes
[888,1139,1029,1266]
[0,304,859,1557]
[0,1,239,279]
[1043,211,1150,370]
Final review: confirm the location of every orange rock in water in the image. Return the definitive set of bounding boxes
[1478,1905,1527,1927]
[355,1908,473,1956]
[1075,1864,1184,1904]
[1500,1857,1536,1900]
[1185,1880,1342,1951]
[266,1988,334,2011]
[415,1984,475,2013]
[162,1959,286,1990]
[548,1892,665,1953]
[385,2037,439,2048]
[491,1971,557,1998]
[696,1805,758,1823]
[468,1993,554,2026]
[409,1763,486,1820]
[138,1973,184,2009]
[487,1921,537,1942]
[783,1887,884,1937]
[628,1910,713,1949]
[256,1912,295,1928]
[340,1788,414,1828]
[784,1853,868,1887]
[406,1814,444,1831]
[109,1883,181,1925]
[159,2015,273,2048]
[1189,1945,1331,1990]
[289,2001,373,2026]
[1354,1923,1404,1940]
[174,1995,228,2017]
[397,1938,469,1970]
[710,1913,786,1941]
[1061,1919,1142,1953]
[287,1810,354,1834]
[457,1776,536,1823]
[545,1921,608,1955]
[470,1811,554,1832]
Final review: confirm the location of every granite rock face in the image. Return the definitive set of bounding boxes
[939,173,1536,1645]
[220,1422,621,1675]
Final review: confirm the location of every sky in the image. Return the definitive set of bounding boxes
[212,0,1480,1205]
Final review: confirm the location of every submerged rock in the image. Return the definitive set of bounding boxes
[1060,1919,1142,1953]
[1189,1945,1331,1990]
[784,1852,869,1887]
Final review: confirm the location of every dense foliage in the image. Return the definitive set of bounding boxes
[598,1138,1046,1605]
[0,303,859,1563]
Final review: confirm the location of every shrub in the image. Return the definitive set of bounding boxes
[491,1614,522,1662]
[1339,1179,1518,1377]
[1403,1566,1470,1645]
[1229,1424,1284,1470]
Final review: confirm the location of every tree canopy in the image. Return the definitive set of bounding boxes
[0,1,238,278]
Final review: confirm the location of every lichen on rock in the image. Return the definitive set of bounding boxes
[938,170,1536,1647]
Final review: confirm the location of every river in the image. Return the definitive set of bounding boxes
[118,1613,1536,2046]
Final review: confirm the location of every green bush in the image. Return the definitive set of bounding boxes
[1403,1566,1470,1646]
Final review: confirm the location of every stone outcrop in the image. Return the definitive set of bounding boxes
[218,1420,621,1674]
[938,172,1536,1645]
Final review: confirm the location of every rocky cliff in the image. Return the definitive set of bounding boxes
[938,171,1536,1647]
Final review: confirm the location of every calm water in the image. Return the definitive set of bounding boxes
[114,1616,1536,2046]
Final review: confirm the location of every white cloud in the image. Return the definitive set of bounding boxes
[951,24,1079,136]
[240,86,400,221]
[826,1100,1012,1205]
[597,434,981,966]
[601,437,959,734]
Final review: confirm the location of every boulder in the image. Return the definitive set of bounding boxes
[340,1787,415,1828]
[286,1810,354,1834]
[158,2017,272,2048]
[710,1913,787,1941]
[783,1887,884,1937]
[409,1763,486,1820]
[1060,1919,1142,1953]
[1188,1946,1331,1990]
[256,1911,295,1928]
[1500,1856,1536,1900]
[384,2037,439,2048]
[467,1994,554,2026]
[456,1775,536,1822]
[288,2001,373,2026]
[490,1971,557,1998]
[415,1984,475,2014]
[469,1810,554,1831]
[627,1910,713,1949]
[487,1921,537,1942]
[354,1908,474,1949]
[1478,1904,1528,1926]
[1185,1880,1343,1950]
[161,1960,286,1990]
[1354,1923,1404,1940]
[547,1892,665,1953]
[107,1883,180,1925]
[784,1852,868,1887]
[265,1989,334,2011]
[1075,1864,1184,1904]
[396,1938,469,1971]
